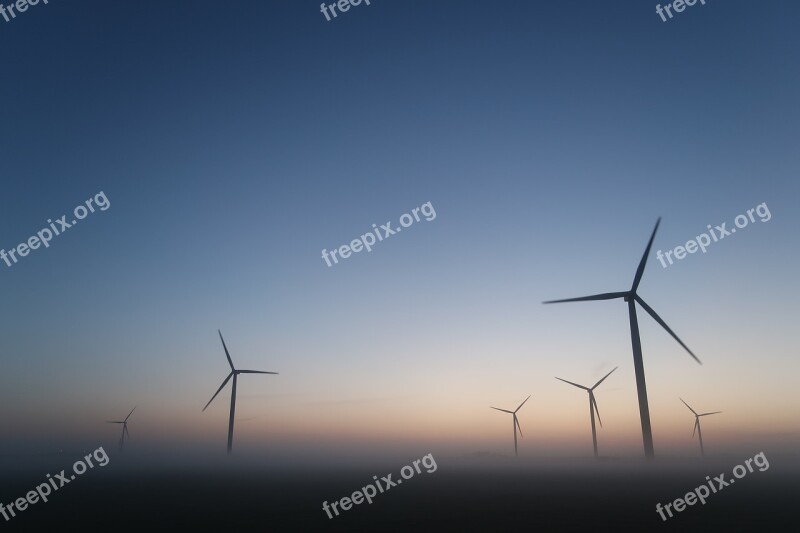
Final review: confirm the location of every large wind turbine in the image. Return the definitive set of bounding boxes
[203,330,278,454]
[107,406,135,451]
[555,367,618,457]
[680,398,721,457]
[544,219,701,459]
[490,395,530,456]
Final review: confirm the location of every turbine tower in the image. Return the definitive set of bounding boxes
[203,330,278,454]
[490,395,530,456]
[107,406,135,450]
[544,219,701,459]
[555,367,618,457]
[680,398,721,457]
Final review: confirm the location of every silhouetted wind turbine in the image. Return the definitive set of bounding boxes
[490,395,530,456]
[203,330,278,454]
[680,398,721,457]
[107,407,135,451]
[544,218,701,459]
[555,367,618,457]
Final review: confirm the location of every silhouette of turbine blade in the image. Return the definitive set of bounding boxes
[543,292,628,304]
[237,370,279,375]
[635,296,701,364]
[632,218,661,292]
[680,398,698,416]
[125,406,136,422]
[555,377,589,390]
[591,393,602,428]
[515,395,531,412]
[693,419,699,437]
[203,372,233,411]
[514,414,523,438]
[591,366,618,390]
[124,424,130,437]
[107,421,124,424]
[699,411,722,416]
[491,407,513,413]
[218,330,235,371]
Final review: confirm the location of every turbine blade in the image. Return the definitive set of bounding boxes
[490,407,513,413]
[635,296,701,364]
[124,424,130,437]
[218,330,235,371]
[591,393,602,428]
[632,218,660,291]
[699,411,722,416]
[514,414,523,438]
[237,370,279,375]
[515,395,532,412]
[203,373,233,411]
[680,398,698,416]
[591,366,618,390]
[106,421,124,424]
[125,406,136,422]
[543,292,628,304]
[693,419,699,437]
[555,377,589,390]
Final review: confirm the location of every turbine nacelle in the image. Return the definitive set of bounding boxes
[681,398,722,431]
[543,219,701,364]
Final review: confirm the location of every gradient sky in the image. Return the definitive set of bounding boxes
[1,0,798,461]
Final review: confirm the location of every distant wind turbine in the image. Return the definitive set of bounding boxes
[555,367,618,457]
[203,330,278,454]
[490,395,530,456]
[544,218,701,459]
[680,398,721,457]
[107,406,135,450]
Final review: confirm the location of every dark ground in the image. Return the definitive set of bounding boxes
[0,455,795,532]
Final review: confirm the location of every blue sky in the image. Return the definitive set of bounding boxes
[0,1,798,459]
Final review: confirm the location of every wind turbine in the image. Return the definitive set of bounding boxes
[555,367,618,457]
[107,407,135,451]
[203,330,278,454]
[544,218,701,459]
[490,395,530,456]
[680,398,721,457]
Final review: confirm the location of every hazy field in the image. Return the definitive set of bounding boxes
[1,453,794,532]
